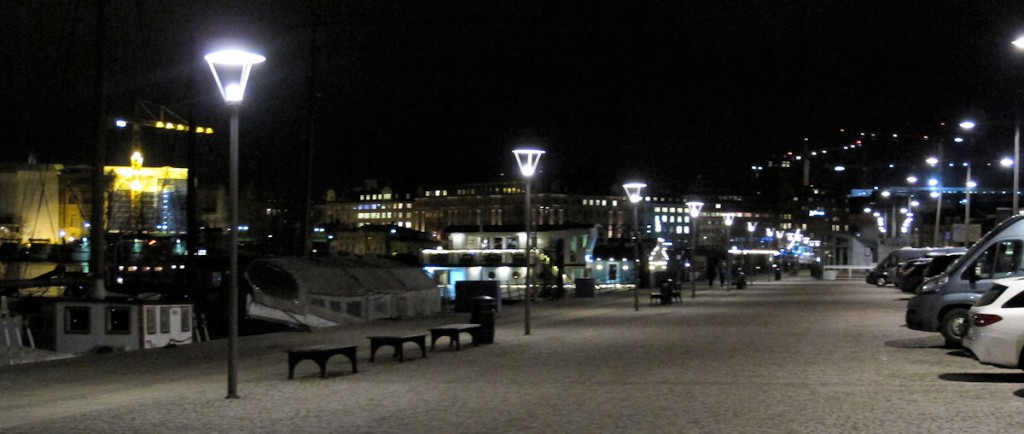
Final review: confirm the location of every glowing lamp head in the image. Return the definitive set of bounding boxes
[1002,157,1014,167]
[959,120,976,130]
[205,49,266,105]
[512,149,545,177]
[622,182,647,203]
[1014,36,1024,49]
[685,201,704,218]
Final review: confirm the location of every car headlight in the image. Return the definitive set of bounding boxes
[917,275,947,294]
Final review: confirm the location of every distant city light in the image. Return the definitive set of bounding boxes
[834,165,845,172]
[959,120,976,130]
[907,176,918,184]
[926,157,938,166]
[928,178,939,187]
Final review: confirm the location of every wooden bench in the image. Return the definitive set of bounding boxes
[286,344,358,379]
[428,323,482,350]
[367,333,428,362]
[650,291,683,305]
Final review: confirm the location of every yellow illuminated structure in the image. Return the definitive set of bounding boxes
[107,162,189,234]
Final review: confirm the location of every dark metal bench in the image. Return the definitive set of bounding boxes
[367,333,428,362]
[428,323,482,350]
[287,344,358,379]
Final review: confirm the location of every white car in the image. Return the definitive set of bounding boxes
[963,278,1024,369]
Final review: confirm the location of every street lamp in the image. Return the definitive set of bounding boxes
[205,48,265,399]
[513,148,544,336]
[746,221,758,281]
[723,213,736,290]
[685,201,704,299]
[623,182,646,311]
[1011,37,1024,214]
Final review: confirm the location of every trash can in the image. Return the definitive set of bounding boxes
[470,296,496,344]
[574,278,596,297]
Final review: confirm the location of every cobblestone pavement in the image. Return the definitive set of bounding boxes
[2,278,1023,433]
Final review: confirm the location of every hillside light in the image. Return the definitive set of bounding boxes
[623,182,646,310]
[206,47,265,400]
[513,148,544,335]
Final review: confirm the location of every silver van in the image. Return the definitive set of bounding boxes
[906,216,1024,346]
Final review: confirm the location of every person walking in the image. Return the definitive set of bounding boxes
[707,262,717,287]
[718,260,728,287]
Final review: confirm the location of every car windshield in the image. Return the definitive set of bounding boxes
[924,255,960,277]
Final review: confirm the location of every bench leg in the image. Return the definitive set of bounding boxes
[413,337,427,359]
[316,358,328,378]
[345,350,358,373]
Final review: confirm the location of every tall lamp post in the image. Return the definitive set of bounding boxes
[685,201,704,299]
[746,221,758,281]
[1012,36,1024,215]
[723,213,735,289]
[623,182,646,311]
[206,48,265,399]
[513,148,544,336]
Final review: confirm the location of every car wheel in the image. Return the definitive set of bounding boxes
[875,276,887,287]
[940,308,969,347]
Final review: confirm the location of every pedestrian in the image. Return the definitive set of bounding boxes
[718,260,728,286]
[707,262,716,286]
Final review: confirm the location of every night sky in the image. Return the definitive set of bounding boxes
[3,1,1024,199]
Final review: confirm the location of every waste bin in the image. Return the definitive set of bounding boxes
[470,296,496,344]
[574,278,596,297]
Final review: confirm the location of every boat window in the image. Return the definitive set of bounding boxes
[106,306,131,334]
[146,306,157,334]
[160,306,171,334]
[65,306,90,334]
[180,306,191,333]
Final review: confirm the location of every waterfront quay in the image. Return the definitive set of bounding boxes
[2,279,1022,433]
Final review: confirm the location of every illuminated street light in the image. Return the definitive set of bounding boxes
[907,176,918,184]
[206,47,265,400]
[685,201,704,299]
[623,182,646,310]
[926,157,939,166]
[513,148,544,335]
[723,213,735,290]
[1002,157,1014,167]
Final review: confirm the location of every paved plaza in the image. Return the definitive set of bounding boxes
[2,278,1023,433]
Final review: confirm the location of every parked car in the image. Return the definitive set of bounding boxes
[867,247,963,286]
[898,252,965,294]
[895,258,932,293]
[962,278,1024,369]
[907,216,1024,347]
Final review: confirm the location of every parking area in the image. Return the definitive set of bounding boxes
[2,279,1023,433]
